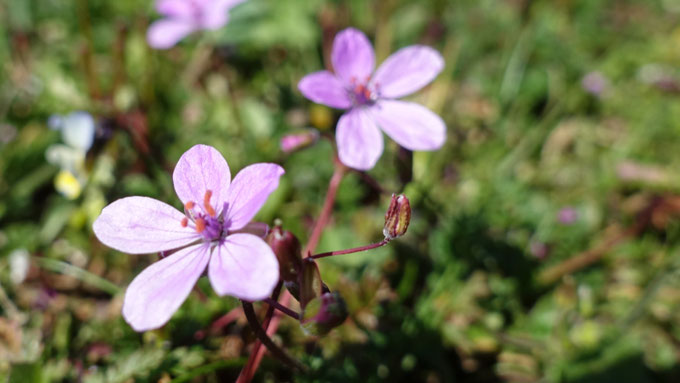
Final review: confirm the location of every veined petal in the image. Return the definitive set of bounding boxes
[122,244,210,331]
[331,28,375,85]
[336,108,384,170]
[93,196,200,254]
[208,234,279,301]
[173,145,231,214]
[225,163,284,230]
[147,19,196,49]
[230,222,270,238]
[370,45,444,99]
[298,71,352,109]
[370,100,446,151]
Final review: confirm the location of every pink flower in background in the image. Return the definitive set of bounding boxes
[298,28,446,170]
[93,145,283,331]
[557,207,579,225]
[147,0,246,49]
[280,130,319,153]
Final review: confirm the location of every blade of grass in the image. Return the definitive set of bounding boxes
[33,256,120,295]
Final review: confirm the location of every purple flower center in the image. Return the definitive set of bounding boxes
[348,77,378,106]
[181,190,228,242]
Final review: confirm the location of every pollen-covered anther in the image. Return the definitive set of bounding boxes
[180,217,188,227]
[195,217,206,233]
[203,190,216,217]
[185,201,195,210]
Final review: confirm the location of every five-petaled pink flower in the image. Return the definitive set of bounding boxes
[93,145,283,331]
[147,0,246,49]
[298,28,446,170]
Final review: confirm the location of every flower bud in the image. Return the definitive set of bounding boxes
[266,224,303,283]
[300,291,348,336]
[383,194,410,240]
[280,130,319,153]
[288,258,331,306]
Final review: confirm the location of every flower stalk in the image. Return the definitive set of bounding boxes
[241,301,307,372]
[310,239,390,260]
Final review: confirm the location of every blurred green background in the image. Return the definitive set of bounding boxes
[3,0,680,381]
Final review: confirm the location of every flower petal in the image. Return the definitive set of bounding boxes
[61,112,95,152]
[331,28,375,85]
[147,19,196,49]
[155,0,193,19]
[208,234,279,301]
[122,244,210,331]
[231,222,270,238]
[173,144,231,214]
[225,163,284,230]
[370,100,446,151]
[93,197,200,254]
[336,108,384,170]
[298,71,352,109]
[370,45,444,99]
[201,0,246,29]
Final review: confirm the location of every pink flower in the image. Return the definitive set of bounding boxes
[280,130,319,153]
[147,0,246,49]
[298,28,446,170]
[93,145,283,331]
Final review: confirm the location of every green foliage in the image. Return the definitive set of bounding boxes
[2,0,680,381]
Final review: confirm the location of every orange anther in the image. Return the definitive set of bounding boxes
[185,201,195,210]
[204,190,216,217]
[180,217,188,227]
[195,217,206,233]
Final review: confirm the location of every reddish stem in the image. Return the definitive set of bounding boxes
[310,239,390,260]
[194,306,243,340]
[304,162,347,256]
[241,301,306,371]
[237,293,291,382]
[237,161,348,382]
[264,298,300,320]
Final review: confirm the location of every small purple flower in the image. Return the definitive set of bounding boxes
[280,130,319,153]
[147,0,246,49]
[581,71,608,97]
[557,207,579,225]
[93,145,284,331]
[298,28,446,170]
[529,241,549,260]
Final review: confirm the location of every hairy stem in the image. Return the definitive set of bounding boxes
[236,284,283,383]
[304,162,347,256]
[310,239,390,260]
[241,301,306,372]
[264,298,300,320]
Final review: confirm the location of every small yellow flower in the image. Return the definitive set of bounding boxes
[55,170,82,200]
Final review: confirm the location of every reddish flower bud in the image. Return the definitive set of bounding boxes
[300,291,348,336]
[280,130,319,153]
[266,224,303,283]
[383,194,410,240]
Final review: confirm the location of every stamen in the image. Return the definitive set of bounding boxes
[185,201,195,210]
[181,217,188,227]
[195,217,206,233]
[204,190,216,217]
